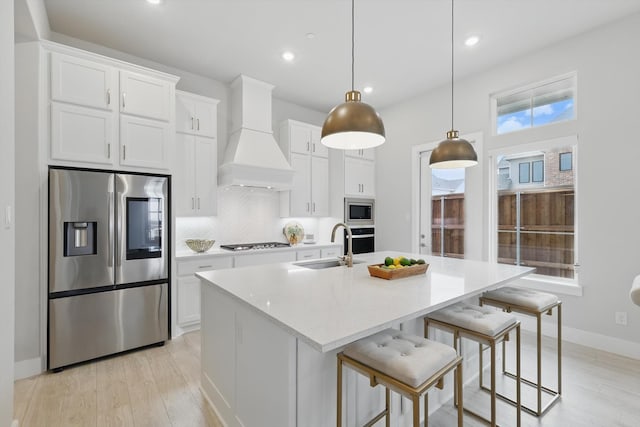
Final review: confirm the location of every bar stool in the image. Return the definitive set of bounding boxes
[337,328,463,427]
[425,303,521,427]
[480,286,561,416]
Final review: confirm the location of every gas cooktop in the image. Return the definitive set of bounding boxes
[220,242,291,251]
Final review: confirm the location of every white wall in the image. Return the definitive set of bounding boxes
[376,13,640,347]
[1,0,16,424]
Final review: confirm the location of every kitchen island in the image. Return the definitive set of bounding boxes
[197,251,533,427]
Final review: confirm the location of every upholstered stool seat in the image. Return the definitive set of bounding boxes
[426,303,522,427]
[480,286,562,416]
[337,328,463,427]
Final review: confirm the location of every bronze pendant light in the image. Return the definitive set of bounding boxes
[429,0,478,169]
[321,0,385,150]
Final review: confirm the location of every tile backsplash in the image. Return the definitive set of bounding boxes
[175,186,342,252]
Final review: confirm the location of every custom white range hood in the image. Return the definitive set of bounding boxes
[218,75,294,190]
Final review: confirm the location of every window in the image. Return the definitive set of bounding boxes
[491,136,577,281]
[519,163,530,183]
[532,160,544,183]
[493,73,576,135]
[559,152,572,171]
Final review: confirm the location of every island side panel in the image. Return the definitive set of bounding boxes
[201,281,297,427]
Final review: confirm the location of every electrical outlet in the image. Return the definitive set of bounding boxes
[615,311,627,326]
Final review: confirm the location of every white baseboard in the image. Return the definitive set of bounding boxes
[518,315,640,360]
[14,357,43,380]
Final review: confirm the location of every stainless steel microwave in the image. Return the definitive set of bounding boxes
[344,197,375,226]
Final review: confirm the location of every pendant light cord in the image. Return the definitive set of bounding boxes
[351,0,355,92]
[451,0,455,131]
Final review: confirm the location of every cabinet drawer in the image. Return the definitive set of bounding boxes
[296,249,321,261]
[321,247,342,258]
[178,256,233,276]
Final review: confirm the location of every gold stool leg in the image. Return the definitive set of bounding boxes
[386,388,391,427]
[457,362,464,427]
[516,324,522,427]
[412,395,420,427]
[337,356,343,427]
[424,392,429,427]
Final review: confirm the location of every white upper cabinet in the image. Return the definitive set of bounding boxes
[120,71,171,121]
[175,90,219,138]
[50,102,115,165]
[120,115,170,170]
[46,43,178,171]
[345,148,376,161]
[279,120,330,217]
[287,120,328,158]
[175,91,219,216]
[344,156,375,197]
[50,52,116,111]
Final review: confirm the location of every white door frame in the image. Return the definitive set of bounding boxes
[410,131,483,256]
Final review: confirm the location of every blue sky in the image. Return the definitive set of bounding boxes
[497,99,574,134]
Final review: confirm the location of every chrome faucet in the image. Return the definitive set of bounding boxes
[331,222,353,267]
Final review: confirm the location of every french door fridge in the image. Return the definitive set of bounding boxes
[48,167,170,370]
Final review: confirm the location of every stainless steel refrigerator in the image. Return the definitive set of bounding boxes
[48,167,170,370]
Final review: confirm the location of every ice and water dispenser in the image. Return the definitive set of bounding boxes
[63,221,97,257]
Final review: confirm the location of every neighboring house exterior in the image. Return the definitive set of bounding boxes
[497,148,574,191]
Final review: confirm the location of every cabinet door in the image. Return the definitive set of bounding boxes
[194,136,217,215]
[177,275,201,326]
[51,102,115,165]
[234,251,296,268]
[310,126,328,158]
[289,153,311,216]
[311,156,329,216]
[120,116,169,170]
[175,94,196,134]
[296,249,321,261]
[194,100,218,138]
[50,52,115,111]
[345,148,375,161]
[120,71,171,121]
[321,247,341,258]
[175,133,196,215]
[345,157,375,196]
[290,122,311,154]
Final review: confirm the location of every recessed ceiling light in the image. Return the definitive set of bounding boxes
[363,86,373,94]
[146,0,163,5]
[306,33,316,39]
[282,51,295,62]
[464,35,480,47]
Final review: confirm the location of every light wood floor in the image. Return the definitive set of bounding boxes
[14,331,640,426]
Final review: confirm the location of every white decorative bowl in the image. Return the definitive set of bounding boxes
[185,239,215,253]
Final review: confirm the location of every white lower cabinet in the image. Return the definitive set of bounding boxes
[321,246,341,258]
[296,249,321,261]
[176,256,232,331]
[234,251,296,268]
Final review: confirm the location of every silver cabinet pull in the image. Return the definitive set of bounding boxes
[191,117,194,130]
[198,265,213,269]
[307,141,310,152]
[197,197,201,209]
[122,145,126,160]
[191,197,195,210]
[122,92,126,109]
[312,202,316,212]
[197,118,200,131]
[107,143,111,159]
[106,89,111,106]
[312,143,315,153]
[306,202,310,212]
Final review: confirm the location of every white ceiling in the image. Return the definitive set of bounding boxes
[39,0,640,112]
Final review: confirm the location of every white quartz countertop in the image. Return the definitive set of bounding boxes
[176,242,341,260]
[196,251,534,353]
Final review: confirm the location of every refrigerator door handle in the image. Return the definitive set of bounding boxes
[108,189,115,271]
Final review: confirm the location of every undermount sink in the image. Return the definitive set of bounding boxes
[294,258,366,270]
